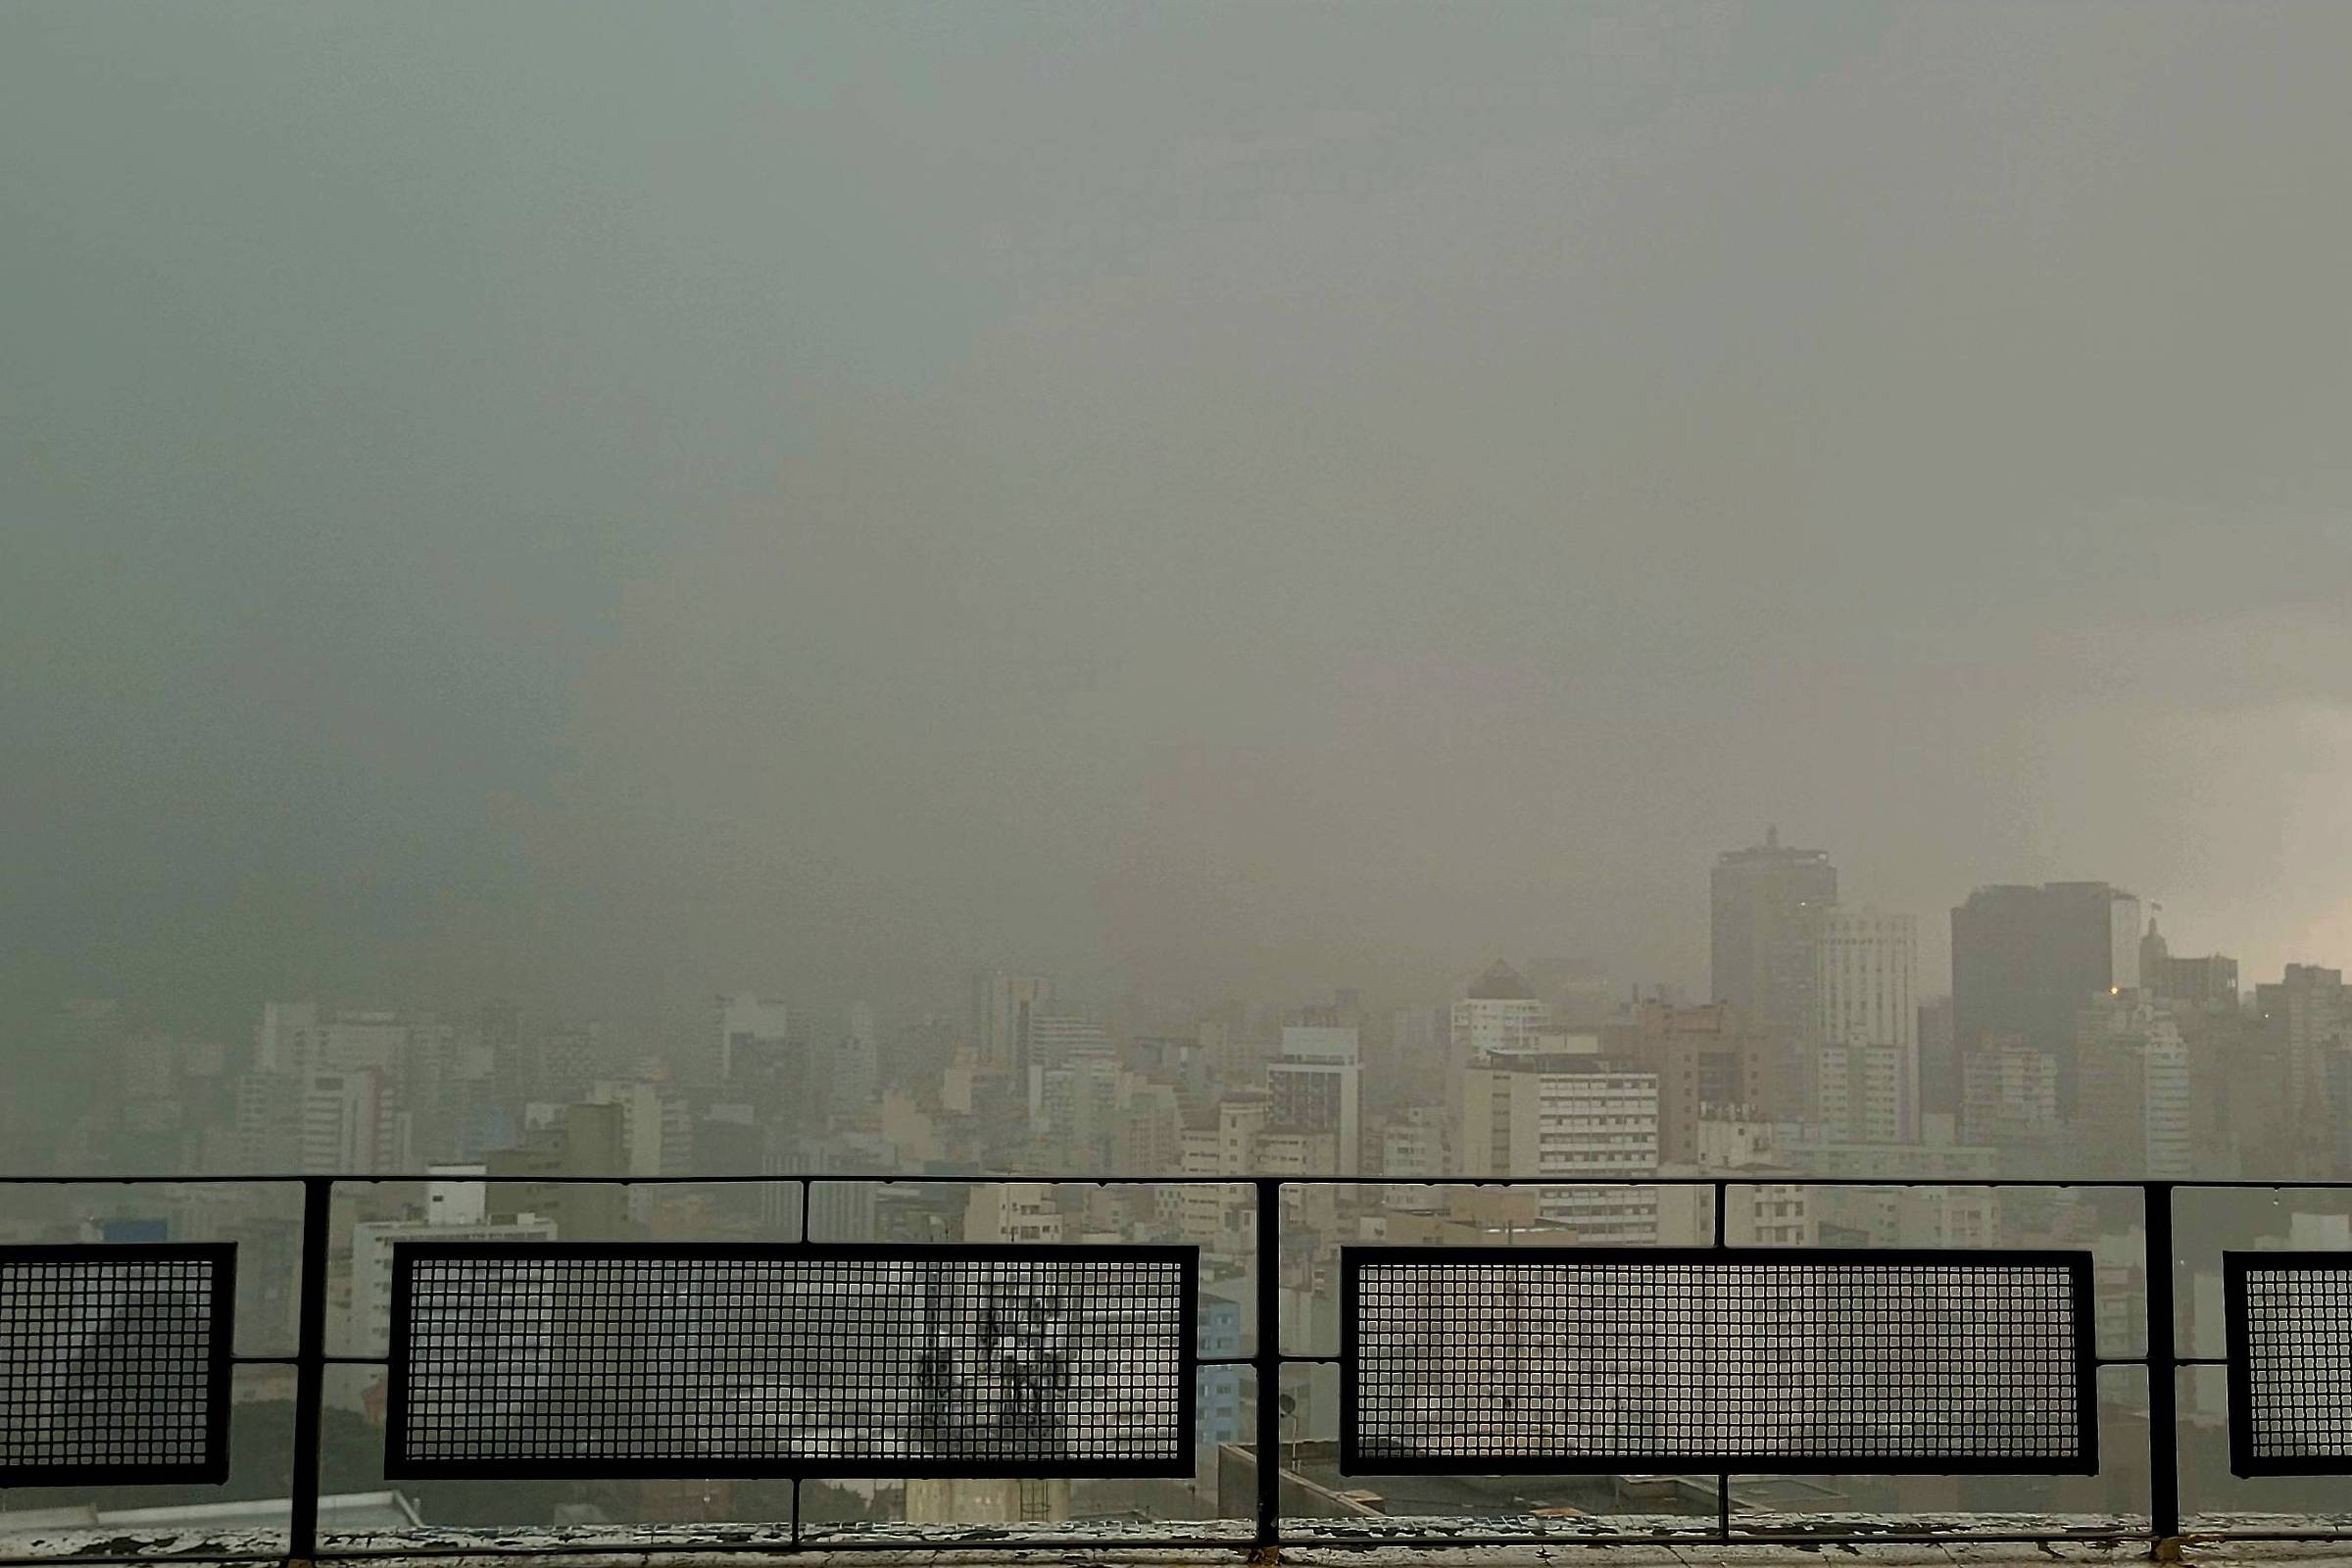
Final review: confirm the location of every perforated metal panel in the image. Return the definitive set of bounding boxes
[1343,1248,2096,1474]
[0,1245,236,1484]
[2227,1251,2352,1475]
[387,1244,1197,1478]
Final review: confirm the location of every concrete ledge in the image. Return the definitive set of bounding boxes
[10,1515,2352,1567]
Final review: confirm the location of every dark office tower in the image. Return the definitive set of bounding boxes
[1950,881,2141,1114]
[1917,995,1958,1121]
[1710,827,1838,1049]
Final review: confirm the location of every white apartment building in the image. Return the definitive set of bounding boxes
[347,1213,558,1357]
[425,1164,487,1225]
[1449,996,1550,1067]
[2078,993,2193,1178]
[2144,1013,2192,1179]
[300,1069,408,1174]
[1179,1096,1272,1255]
[1656,1118,1816,1247]
[587,1080,665,1177]
[963,1181,1065,1245]
[1813,907,1919,1144]
[1027,1013,1113,1068]
[1457,1054,1660,1243]
[258,1005,445,1079]
[1449,961,1550,1072]
[1268,1026,1362,1176]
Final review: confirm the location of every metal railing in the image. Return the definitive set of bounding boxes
[2,1173,2350,1562]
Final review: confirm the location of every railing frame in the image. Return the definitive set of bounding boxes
[0,1171,2340,1563]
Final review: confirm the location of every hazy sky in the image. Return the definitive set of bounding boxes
[7,3,2351,1032]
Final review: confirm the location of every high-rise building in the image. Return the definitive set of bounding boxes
[2258,964,2347,1090]
[349,1209,556,1355]
[299,1068,407,1173]
[1917,995,1958,1123]
[1379,1105,1449,1190]
[1448,960,1549,1070]
[1178,1093,1272,1253]
[1709,828,1838,1049]
[2257,965,2350,1160]
[973,973,1053,1076]
[1960,1039,2062,1151]
[1026,1012,1112,1068]
[586,1079,666,1181]
[1455,1048,1660,1243]
[1951,881,2140,1111]
[2139,918,2238,1010]
[1267,1026,1363,1176]
[714,993,790,1083]
[1600,1002,1788,1163]
[255,1002,319,1076]
[1111,1078,1184,1176]
[2076,993,2192,1178]
[487,1101,630,1240]
[1812,908,1919,1144]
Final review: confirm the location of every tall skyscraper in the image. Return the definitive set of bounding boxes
[1709,828,1838,1047]
[1950,881,2140,1112]
[973,973,1054,1076]
[1916,995,1957,1124]
[714,993,790,1083]
[1268,1025,1363,1176]
[2256,964,2348,1101]
[1812,907,1920,1144]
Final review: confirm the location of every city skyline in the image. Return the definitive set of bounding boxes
[0,822,2282,1042]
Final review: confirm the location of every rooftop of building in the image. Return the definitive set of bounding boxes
[1464,961,1536,1001]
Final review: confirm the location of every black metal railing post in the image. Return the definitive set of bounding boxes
[289,1176,332,1564]
[1714,1178,1732,1544]
[2144,1181,2180,1555]
[1253,1177,1282,1560]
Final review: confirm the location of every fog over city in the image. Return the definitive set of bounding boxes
[9,2,2352,1047]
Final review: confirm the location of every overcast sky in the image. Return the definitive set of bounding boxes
[6,2,2351,1033]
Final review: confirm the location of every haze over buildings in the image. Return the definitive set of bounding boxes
[6,4,2352,1041]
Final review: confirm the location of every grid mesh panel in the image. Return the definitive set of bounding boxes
[390,1246,1194,1478]
[0,1247,232,1483]
[2230,1254,2352,1473]
[1347,1250,2092,1472]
